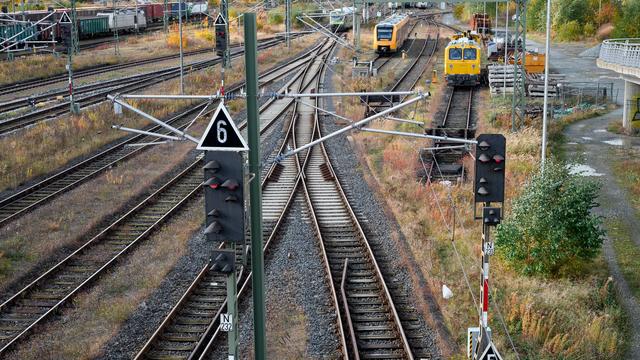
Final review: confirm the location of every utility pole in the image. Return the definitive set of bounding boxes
[163,0,168,33]
[113,0,120,55]
[503,1,508,98]
[511,0,527,131]
[134,0,139,33]
[220,0,230,68]
[243,12,267,360]
[541,0,551,169]
[65,0,79,114]
[353,0,360,51]
[285,0,291,48]
[178,0,184,94]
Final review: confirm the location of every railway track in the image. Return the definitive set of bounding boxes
[0,34,296,99]
[133,40,336,360]
[366,21,438,115]
[0,41,327,356]
[0,41,320,228]
[422,86,475,181]
[0,37,297,135]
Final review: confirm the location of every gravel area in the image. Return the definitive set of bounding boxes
[230,196,340,359]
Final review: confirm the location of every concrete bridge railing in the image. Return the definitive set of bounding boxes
[598,38,640,78]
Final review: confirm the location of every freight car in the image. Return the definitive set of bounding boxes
[329,7,354,32]
[97,10,147,32]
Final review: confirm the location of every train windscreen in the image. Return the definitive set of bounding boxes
[463,48,477,60]
[377,26,393,40]
[449,48,462,60]
[330,14,343,23]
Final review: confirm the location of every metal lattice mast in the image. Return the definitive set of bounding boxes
[68,0,79,114]
[71,0,78,54]
[221,0,229,68]
[511,0,526,130]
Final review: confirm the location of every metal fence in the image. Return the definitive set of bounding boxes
[599,38,640,68]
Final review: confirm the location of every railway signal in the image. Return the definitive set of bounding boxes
[473,134,506,204]
[470,133,506,360]
[210,249,236,274]
[198,101,248,360]
[214,13,227,58]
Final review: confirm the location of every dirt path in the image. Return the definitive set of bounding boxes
[563,108,640,358]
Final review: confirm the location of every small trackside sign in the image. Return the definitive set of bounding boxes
[197,102,248,152]
[59,12,72,24]
[215,13,226,26]
[221,313,232,332]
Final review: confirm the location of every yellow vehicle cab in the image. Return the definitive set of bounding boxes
[373,14,410,54]
[445,32,482,86]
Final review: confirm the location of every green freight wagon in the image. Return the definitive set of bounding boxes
[78,16,110,39]
[0,24,37,43]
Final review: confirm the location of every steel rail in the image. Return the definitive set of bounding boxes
[0,35,296,96]
[298,108,413,359]
[0,40,323,228]
[0,38,291,135]
[0,41,324,356]
[294,42,414,358]
[133,40,337,360]
[341,258,360,360]
[194,40,342,360]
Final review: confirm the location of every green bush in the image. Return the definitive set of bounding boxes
[495,160,604,276]
[453,5,465,20]
[583,22,596,36]
[557,20,583,41]
[614,0,640,38]
[268,9,284,25]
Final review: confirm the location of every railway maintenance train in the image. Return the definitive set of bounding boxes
[444,31,483,86]
[329,7,354,32]
[373,14,410,54]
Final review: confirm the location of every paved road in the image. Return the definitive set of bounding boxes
[564,109,640,359]
[527,39,625,106]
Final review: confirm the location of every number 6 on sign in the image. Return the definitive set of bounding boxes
[197,102,249,152]
[217,120,228,143]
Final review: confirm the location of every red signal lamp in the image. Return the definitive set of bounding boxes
[203,177,221,189]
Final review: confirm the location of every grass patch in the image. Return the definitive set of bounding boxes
[4,199,204,359]
[0,34,319,192]
[611,148,640,211]
[606,219,640,300]
[338,47,628,358]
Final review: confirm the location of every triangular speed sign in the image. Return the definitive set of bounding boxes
[197,102,249,152]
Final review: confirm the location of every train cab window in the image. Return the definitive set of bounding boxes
[330,14,343,23]
[377,26,393,40]
[449,48,462,60]
[463,48,477,60]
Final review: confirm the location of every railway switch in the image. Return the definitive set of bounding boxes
[203,151,244,243]
[474,134,506,205]
[210,249,235,274]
